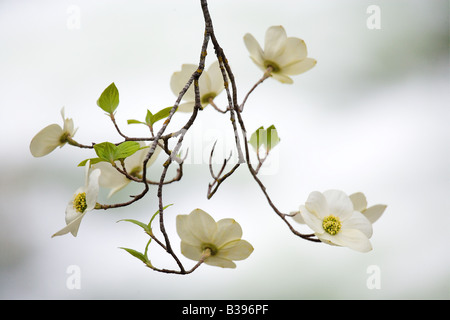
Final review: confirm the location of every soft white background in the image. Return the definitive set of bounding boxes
[0,0,448,299]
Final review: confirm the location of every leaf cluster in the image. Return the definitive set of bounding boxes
[78,141,146,166]
[127,107,174,128]
[118,204,173,266]
[249,125,280,153]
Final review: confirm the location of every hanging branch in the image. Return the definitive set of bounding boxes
[31,0,387,275]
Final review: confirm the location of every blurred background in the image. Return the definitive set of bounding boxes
[0,0,448,299]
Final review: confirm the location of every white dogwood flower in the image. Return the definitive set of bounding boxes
[349,192,387,224]
[244,25,316,84]
[176,209,254,268]
[293,190,373,252]
[30,107,76,157]
[52,163,101,237]
[170,61,224,112]
[92,142,162,198]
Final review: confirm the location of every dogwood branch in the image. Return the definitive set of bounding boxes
[197,3,320,242]
[58,0,323,275]
[234,95,320,242]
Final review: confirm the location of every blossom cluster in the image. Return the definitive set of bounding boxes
[30,19,386,273]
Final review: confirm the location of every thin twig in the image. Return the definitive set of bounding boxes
[209,97,228,113]
[66,136,94,149]
[109,113,128,140]
[240,67,272,112]
[207,141,238,199]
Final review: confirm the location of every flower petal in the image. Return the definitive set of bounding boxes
[217,239,253,261]
[342,211,373,239]
[176,214,202,246]
[204,256,236,268]
[177,101,196,113]
[292,210,305,224]
[281,58,316,76]
[144,145,162,169]
[123,141,162,171]
[198,67,211,94]
[349,192,367,212]
[85,168,101,210]
[243,33,264,66]
[64,201,80,225]
[305,191,329,218]
[323,190,353,221]
[271,73,294,84]
[52,210,87,237]
[124,141,147,169]
[187,209,217,243]
[264,26,287,61]
[93,162,129,198]
[170,64,196,101]
[300,206,325,234]
[277,37,307,66]
[29,124,63,157]
[61,107,75,136]
[213,218,242,248]
[363,204,387,224]
[180,241,203,262]
[207,61,225,94]
[60,107,76,136]
[332,229,373,253]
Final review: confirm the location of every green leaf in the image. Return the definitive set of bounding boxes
[118,218,150,232]
[148,204,173,229]
[127,107,173,128]
[127,119,145,125]
[115,141,141,159]
[149,106,173,126]
[92,141,141,164]
[94,142,117,163]
[249,126,264,151]
[145,109,153,126]
[143,239,152,263]
[248,125,280,153]
[97,82,119,114]
[265,125,280,152]
[119,247,148,264]
[77,157,106,167]
[78,159,90,167]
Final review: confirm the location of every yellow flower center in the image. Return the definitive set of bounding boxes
[73,192,87,213]
[322,215,342,235]
[264,60,281,73]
